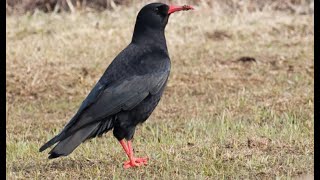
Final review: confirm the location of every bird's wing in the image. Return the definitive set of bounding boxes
[63,71,169,133]
[59,80,105,130]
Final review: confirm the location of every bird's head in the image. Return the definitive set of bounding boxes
[132,3,194,43]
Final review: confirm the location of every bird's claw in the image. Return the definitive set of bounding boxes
[123,157,148,168]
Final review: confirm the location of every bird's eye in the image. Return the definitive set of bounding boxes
[154,7,159,12]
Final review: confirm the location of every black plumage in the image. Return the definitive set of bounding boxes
[39,2,193,168]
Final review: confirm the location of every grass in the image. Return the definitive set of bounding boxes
[6,3,314,179]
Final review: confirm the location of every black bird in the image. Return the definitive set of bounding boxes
[39,3,193,168]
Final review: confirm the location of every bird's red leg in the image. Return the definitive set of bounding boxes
[123,140,148,169]
[119,139,130,155]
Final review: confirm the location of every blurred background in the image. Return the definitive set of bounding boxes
[6,0,314,15]
[6,0,314,179]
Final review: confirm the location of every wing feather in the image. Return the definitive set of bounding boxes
[64,71,169,133]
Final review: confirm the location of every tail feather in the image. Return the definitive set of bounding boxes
[48,123,99,159]
[39,133,64,152]
[42,118,114,159]
[40,112,85,152]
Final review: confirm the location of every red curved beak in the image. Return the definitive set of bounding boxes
[168,5,194,14]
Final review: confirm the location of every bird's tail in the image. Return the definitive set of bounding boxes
[39,119,113,159]
[48,123,100,159]
[39,133,64,152]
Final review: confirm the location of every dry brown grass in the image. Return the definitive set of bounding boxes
[6,0,314,15]
[6,2,314,179]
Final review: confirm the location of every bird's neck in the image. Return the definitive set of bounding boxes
[131,26,168,50]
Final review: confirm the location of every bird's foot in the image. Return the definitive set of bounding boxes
[123,157,148,169]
